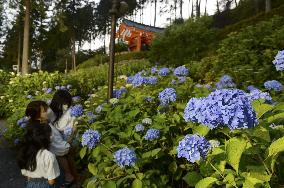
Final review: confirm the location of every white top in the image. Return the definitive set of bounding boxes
[49,124,70,156]
[21,149,60,180]
[48,108,75,132]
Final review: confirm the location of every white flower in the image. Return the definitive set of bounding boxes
[35,91,39,95]
[209,140,220,148]
[9,99,13,103]
[42,81,47,85]
[10,72,15,75]
[109,98,119,105]
[119,75,128,80]
[9,81,15,84]
[142,118,152,125]
[0,96,5,99]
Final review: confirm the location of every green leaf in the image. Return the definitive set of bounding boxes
[192,125,210,136]
[102,181,117,188]
[252,126,270,142]
[224,174,236,187]
[243,177,263,188]
[88,163,98,176]
[252,101,273,119]
[267,112,284,123]
[142,148,161,158]
[168,161,177,174]
[268,136,284,157]
[128,109,140,118]
[195,177,217,188]
[182,171,202,186]
[87,179,97,188]
[132,179,143,188]
[226,137,247,173]
[80,147,87,159]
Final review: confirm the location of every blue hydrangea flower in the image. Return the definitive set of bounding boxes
[95,105,103,114]
[144,76,158,85]
[264,80,283,91]
[177,77,186,83]
[151,66,158,74]
[113,88,127,98]
[27,95,33,99]
[144,96,154,102]
[204,84,212,89]
[17,116,29,128]
[247,85,258,92]
[70,105,84,117]
[144,129,160,141]
[86,111,97,124]
[273,50,284,71]
[46,88,53,94]
[135,124,145,132]
[158,88,177,106]
[67,84,72,89]
[184,89,258,130]
[131,74,144,87]
[247,89,272,104]
[114,147,137,167]
[174,66,189,76]
[158,68,170,76]
[81,129,101,149]
[72,96,81,102]
[216,75,236,89]
[177,135,211,163]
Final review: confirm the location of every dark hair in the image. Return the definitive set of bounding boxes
[50,90,72,122]
[25,101,48,124]
[17,123,51,171]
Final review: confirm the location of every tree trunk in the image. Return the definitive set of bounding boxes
[71,37,76,72]
[217,0,220,14]
[254,0,259,13]
[22,0,30,75]
[196,0,201,18]
[174,0,177,19]
[17,32,21,74]
[265,0,271,13]
[234,0,238,7]
[180,0,183,19]
[204,0,208,15]
[191,0,194,17]
[154,0,157,26]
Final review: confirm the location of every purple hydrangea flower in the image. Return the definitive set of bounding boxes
[216,75,236,89]
[177,134,211,163]
[144,76,158,85]
[247,89,272,104]
[264,80,283,91]
[273,50,284,71]
[158,68,170,76]
[151,66,158,74]
[70,105,84,117]
[144,129,160,141]
[95,105,103,114]
[114,147,137,167]
[158,88,177,106]
[204,84,212,89]
[17,116,29,128]
[81,129,101,149]
[135,124,145,132]
[247,85,258,92]
[113,88,127,99]
[46,88,53,94]
[174,66,189,76]
[177,77,186,83]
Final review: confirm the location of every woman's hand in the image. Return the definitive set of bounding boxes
[48,179,56,185]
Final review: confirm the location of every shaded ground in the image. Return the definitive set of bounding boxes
[0,120,25,188]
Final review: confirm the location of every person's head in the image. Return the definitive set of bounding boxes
[50,90,72,122]
[25,101,49,123]
[17,123,51,171]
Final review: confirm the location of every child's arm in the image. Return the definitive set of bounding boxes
[48,179,56,185]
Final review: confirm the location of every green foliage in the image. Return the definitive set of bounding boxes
[149,16,217,66]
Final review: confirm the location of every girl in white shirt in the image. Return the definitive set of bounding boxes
[17,122,60,188]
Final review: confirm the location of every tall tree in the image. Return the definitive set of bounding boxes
[179,0,183,19]
[154,0,157,26]
[21,0,30,74]
[265,0,271,13]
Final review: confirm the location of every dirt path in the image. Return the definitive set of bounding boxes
[0,120,25,188]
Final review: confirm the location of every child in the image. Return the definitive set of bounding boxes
[17,122,60,188]
[48,90,77,185]
[25,101,72,187]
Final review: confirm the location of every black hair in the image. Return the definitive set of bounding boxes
[25,100,48,124]
[49,90,72,122]
[17,123,51,171]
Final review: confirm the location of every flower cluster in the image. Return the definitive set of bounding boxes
[177,135,211,163]
[70,105,84,117]
[264,80,283,91]
[247,85,258,92]
[174,66,189,76]
[158,68,170,76]
[273,50,284,71]
[142,118,152,125]
[81,129,101,149]
[158,88,177,105]
[95,105,103,114]
[114,147,137,167]
[86,111,97,124]
[63,128,73,141]
[17,116,29,128]
[247,89,272,103]
[113,88,127,99]
[216,75,236,89]
[126,73,158,87]
[151,66,158,74]
[135,124,145,132]
[144,128,160,141]
[184,89,258,130]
